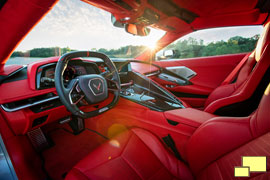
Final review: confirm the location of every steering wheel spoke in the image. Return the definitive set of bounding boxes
[66,79,84,105]
[105,77,120,92]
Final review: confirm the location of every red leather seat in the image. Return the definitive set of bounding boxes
[66,84,270,180]
[204,22,270,116]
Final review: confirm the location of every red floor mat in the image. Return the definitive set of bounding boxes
[42,128,106,180]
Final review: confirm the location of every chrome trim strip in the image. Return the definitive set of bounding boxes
[0,96,59,112]
[120,80,134,87]
[145,70,160,77]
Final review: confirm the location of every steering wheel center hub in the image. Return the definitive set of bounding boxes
[88,78,104,95]
[78,74,108,104]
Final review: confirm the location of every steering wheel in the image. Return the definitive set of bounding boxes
[55,51,120,119]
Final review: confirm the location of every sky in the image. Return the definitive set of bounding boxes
[15,0,263,52]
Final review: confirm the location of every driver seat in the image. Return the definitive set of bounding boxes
[66,84,270,180]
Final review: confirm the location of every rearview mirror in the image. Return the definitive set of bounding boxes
[111,14,125,28]
[125,24,151,36]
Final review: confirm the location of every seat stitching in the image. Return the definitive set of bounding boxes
[197,132,270,177]
[121,155,144,180]
[215,161,224,180]
[72,168,91,180]
[76,132,134,173]
[131,130,179,178]
[120,132,134,156]
[196,133,254,175]
[122,155,168,180]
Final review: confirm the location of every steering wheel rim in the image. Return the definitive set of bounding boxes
[55,51,120,119]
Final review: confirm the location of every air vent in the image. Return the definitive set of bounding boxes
[1,93,59,112]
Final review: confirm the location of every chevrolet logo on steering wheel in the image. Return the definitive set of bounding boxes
[93,82,101,91]
[89,78,104,96]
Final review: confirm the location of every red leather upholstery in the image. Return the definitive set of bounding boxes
[197,133,270,180]
[65,128,194,180]
[204,22,270,113]
[188,84,270,178]
[66,84,270,180]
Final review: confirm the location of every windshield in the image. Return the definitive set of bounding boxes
[6,0,165,65]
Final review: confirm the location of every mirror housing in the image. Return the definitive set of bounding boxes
[156,50,179,60]
[111,14,125,28]
[164,50,174,58]
[125,24,151,36]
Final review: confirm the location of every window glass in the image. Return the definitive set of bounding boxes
[156,26,263,60]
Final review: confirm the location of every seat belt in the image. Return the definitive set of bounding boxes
[162,134,184,161]
[221,52,252,85]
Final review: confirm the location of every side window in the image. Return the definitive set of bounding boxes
[156,26,263,60]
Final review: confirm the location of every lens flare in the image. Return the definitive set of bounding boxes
[109,139,120,148]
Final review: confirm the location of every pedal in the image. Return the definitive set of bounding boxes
[27,128,49,152]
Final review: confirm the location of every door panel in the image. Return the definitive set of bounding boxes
[153,53,247,107]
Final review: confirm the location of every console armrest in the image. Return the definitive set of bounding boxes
[164,108,216,128]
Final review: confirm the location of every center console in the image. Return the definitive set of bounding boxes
[119,71,185,111]
[164,108,216,128]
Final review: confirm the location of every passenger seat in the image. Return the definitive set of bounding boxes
[204,22,270,116]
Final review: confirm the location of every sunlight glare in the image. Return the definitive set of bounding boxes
[143,28,165,51]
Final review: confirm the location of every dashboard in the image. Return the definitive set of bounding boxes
[0,57,185,135]
[36,60,132,90]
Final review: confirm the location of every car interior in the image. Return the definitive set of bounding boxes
[0,0,269,180]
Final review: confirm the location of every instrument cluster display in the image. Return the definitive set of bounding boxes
[36,61,100,89]
[43,65,87,81]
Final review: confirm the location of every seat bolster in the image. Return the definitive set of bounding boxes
[204,92,247,113]
[131,128,194,180]
[250,84,270,137]
[186,117,253,175]
[204,83,236,108]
